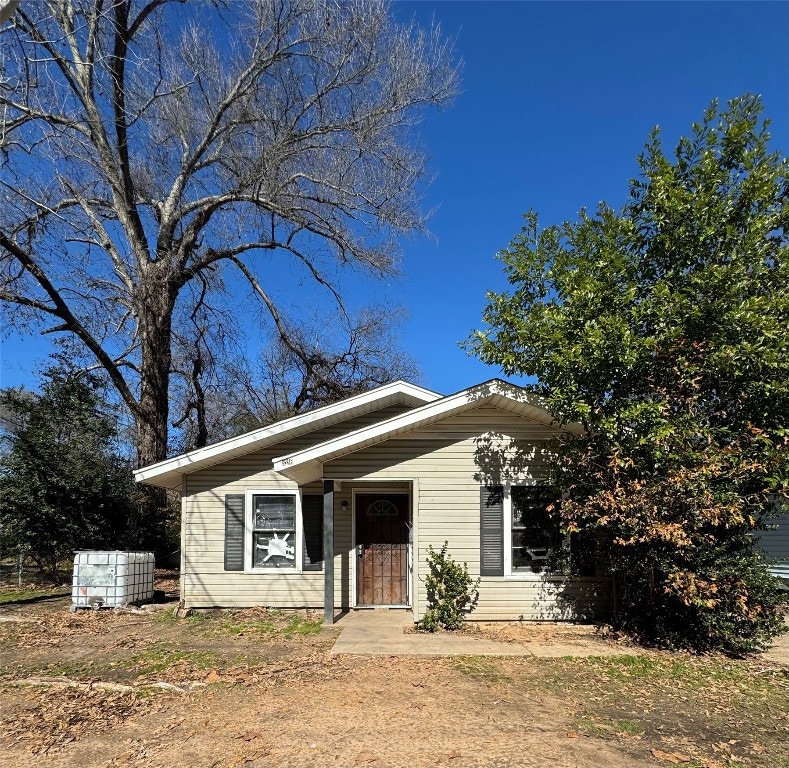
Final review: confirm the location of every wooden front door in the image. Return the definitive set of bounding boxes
[355,494,410,606]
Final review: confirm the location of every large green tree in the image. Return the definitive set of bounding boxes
[469,96,788,653]
[0,371,155,578]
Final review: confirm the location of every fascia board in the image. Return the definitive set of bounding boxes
[279,460,325,486]
[273,379,558,473]
[133,380,441,484]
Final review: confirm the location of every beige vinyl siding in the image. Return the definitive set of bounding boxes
[325,406,610,621]
[181,404,410,609]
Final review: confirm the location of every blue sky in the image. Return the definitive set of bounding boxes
[1,0,787,397]
[387,0,789,393]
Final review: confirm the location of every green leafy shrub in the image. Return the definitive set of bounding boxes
[617,547,787,656]
[418,542,480,631]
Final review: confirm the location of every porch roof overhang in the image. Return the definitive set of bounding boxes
[133,380,441,489]
[273,379,578,485]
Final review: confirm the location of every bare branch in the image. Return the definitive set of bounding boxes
[0,0,458,466]
[0,232,141,420]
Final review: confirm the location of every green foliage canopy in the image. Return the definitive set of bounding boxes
[468,96,789,653]
[0,371,144,577]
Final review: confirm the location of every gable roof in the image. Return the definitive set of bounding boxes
[272,379,575,484]
[133,380,440,489]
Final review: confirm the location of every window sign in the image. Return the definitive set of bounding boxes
[252,494,296,568]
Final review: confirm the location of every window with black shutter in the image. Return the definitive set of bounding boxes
[225,490,327,573]
[480,484,595,578]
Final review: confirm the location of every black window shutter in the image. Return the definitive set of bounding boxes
[224,494,245,571]
[480,485,504,576]
[302,494,323,571]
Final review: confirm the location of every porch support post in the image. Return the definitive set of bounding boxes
[323,479,335,625]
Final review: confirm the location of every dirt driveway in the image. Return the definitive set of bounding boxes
[0,593,786,768]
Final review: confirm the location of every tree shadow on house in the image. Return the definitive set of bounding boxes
[473,431,612,623]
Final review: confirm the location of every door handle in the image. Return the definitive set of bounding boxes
[356,544,363,558]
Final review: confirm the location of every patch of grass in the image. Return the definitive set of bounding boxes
[283,614,323,635]
[0,587,69,604]
[153,607,179,625]
[40,660,96,678]
[230,651,271,667]
[582,654,789,710]
[534,654,789,767]
[575,716,612,738]
[453,656,505,682]
[0,629,20,647]
[584,654,691,682]
[614,718,645,736]
[122,643,218,676]
[220,617,277,636]
[182,609,323,638]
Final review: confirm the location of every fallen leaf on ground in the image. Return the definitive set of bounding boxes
[234,729,265,741]
[650,748,691,764]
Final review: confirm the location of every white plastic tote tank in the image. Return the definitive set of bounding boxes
[71,551,155,610]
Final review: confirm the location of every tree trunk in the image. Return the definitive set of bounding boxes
[136,281,176,469]
[133,280,178,552]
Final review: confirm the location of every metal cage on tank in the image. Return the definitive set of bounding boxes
[71,551,155,611]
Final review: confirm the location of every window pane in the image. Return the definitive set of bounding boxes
[252,495,296,568]
[512,530,551,572]
[253,531,296,568]
[253,495,295,531]
[511,486,559,573]
[512,486,554,529]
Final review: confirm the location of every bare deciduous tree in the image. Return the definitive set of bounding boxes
[0,1,458,476]
[169,305,420,451]
[244,307,419,422]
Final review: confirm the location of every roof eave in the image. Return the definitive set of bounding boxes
[272,379,567,475]
[133,380,441,486]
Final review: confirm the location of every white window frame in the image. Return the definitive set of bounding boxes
[502,483,566,580]
[244,489,303,573]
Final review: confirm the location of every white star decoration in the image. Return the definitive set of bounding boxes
[257,532,295,563]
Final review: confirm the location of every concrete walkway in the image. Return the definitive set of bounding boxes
[329,609,629,657]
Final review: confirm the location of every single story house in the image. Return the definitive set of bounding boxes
[134,379,609,624]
